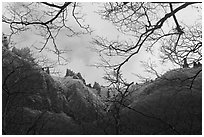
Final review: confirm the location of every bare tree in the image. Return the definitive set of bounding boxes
[133,60,162,83]
[3,2,92,62]
[102,69,184,134]
[2,2,202,134]
[96,68,133,134]
[92,2,201,134]
[160,23,202,67]
[93,2,201,78]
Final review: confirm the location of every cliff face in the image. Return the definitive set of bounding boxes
[2,47,202,135]
[2,48,105,135]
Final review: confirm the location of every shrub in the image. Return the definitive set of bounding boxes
[12,47,35,64]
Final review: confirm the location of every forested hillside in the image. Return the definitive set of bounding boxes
[2,47,202,135]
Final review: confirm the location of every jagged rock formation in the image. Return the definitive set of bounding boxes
[86,83,92,88]
[65,69,75,77]
[93,82,101,95]
[183,58,189,68]
[65,69,86,85]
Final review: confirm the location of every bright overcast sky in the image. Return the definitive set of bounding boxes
[2,2,202,85]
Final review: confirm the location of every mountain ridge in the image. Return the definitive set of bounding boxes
[2,47,202,134]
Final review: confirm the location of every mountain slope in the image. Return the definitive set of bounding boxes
[2,47,105,134]
[2,47,202,135]
[119,67,202,134]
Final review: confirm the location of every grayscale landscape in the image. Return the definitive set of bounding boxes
[2,2,202,135]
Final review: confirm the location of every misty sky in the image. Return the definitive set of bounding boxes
[2,2,201,85]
